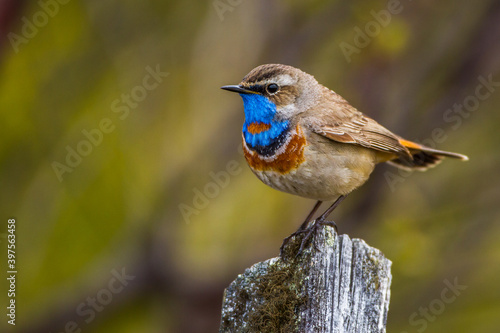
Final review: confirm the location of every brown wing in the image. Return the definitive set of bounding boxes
[318,116,411,156]
[305,89,468,169]
[309,101,412,158]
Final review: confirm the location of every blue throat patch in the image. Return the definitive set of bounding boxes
[240,93,289,150]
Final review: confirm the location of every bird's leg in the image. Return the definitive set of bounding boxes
[315,194,348,227]
[280,200,322,257]
[298,200,323,231]
[294,195,348,257]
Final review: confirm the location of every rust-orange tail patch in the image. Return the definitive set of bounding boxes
[399,138,423,150]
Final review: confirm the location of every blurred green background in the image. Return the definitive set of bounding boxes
[1,0,499,332]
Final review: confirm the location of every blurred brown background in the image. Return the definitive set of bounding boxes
[1,0,499,332]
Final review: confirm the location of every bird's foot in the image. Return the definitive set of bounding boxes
[279,224,311,258]
[280,217,338,259]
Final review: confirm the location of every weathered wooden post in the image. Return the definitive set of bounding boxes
[219,225,392,332]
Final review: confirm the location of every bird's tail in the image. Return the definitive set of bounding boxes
[387,139,469,171]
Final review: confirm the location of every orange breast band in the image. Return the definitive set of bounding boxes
[243,125,307,174]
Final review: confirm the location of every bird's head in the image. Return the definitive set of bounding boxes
[221,64,320,149]
[221,64,320,123]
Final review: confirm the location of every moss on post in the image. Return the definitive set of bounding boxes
[219,225,392,332]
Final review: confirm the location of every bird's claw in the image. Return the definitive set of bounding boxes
[280,218,338,259]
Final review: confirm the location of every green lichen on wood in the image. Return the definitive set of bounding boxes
[220,226,392,332]
[220,234,312,332]
[247,261,305,332]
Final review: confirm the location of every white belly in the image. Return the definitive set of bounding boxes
[250,137,377,201]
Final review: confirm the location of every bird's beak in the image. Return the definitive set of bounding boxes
[220,85,257,94]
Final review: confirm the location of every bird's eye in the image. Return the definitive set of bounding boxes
[266,83,279,94]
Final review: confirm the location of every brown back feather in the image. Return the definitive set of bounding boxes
[304,88,468,170]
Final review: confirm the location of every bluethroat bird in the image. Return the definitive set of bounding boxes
[221,64,468,256]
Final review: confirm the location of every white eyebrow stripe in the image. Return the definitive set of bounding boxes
[274,74,295,86]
